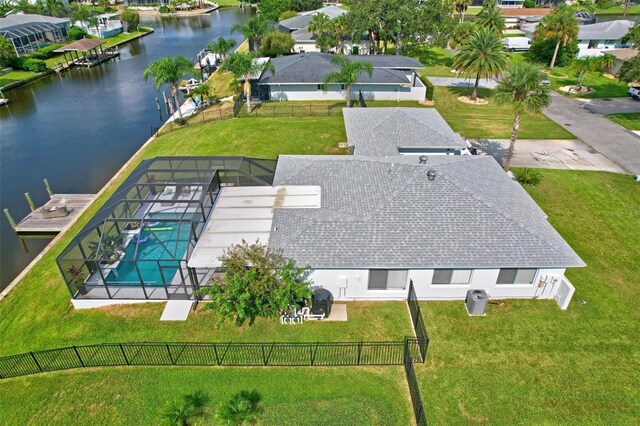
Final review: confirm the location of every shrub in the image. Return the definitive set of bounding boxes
[290,0,322,12]
[523,0,535,7]
[258,0,291,21]
[29,44,63,60]
[11,57,49,73]
[159,5,169,13]
[216,391,263,426]
[529,38,579,68]
[515,168,542,186]
[174,117,188,126]
[278,10,298,21]
[425,77,434,101]
[67,26,88,41]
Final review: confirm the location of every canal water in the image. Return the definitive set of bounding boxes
[0,8,255,291]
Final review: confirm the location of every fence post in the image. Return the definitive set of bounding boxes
[166,344,175,365]
[212,344,220,366]
[30,352,43,372]
[309,105,312,116]
[357,342,363,365]
[119,344,129,365]
[73,346,85,368]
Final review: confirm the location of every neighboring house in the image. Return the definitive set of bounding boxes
[605,48,639,75]
[343,108,470,156]
[497,0,524,8]
[0,13,70,55]
[59,110,583,311]
[576,20,634,58]
[277,5,370,55]
[76,13,123,39]
[255,53,426,102]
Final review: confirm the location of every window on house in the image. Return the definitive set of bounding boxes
[432,269,472,285]
[368,270,408,290]
[317,84,323,90]
[496,269,537,284]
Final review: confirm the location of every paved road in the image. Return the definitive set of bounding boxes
[543,92,640,176]
[573,97,640,115]
[426,77,498,89]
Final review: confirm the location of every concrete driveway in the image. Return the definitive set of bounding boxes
[473,139,626,173]
[426,77,498,89]
[543,92,640,175]
[573,97,640,115]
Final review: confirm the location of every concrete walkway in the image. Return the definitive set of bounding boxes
[573,97,640,115]
[426,77,498,89]
[473,139,626,173]
[543,92,640,175]
[160,300,194,321]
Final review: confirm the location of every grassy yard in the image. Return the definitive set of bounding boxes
[416,170,640,424]
[0,115,427,355]
[406,45,456,78]
[548,67,630,98]
[433,86,575,139]
[240,99,431,117]
[606,112,640,130]
[0,366,411,425]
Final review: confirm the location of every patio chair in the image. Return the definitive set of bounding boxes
[298,307,325,321]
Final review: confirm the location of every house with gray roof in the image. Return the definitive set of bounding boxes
[343,108,469,156]
[256,53,427,102]
[0,14,70,55]
[576,20,634,58]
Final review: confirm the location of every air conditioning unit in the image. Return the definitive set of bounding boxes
[465,290,488,316]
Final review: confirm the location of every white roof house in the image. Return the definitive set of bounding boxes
[576,20,635,58]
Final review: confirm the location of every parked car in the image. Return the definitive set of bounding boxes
[628,86,640,99]
[503,37,532,52]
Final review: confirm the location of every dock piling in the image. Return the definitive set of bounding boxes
[44,178,53,197]
[24,192,36,211]
[3,209,17,229]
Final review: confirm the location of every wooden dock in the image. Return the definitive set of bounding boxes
[7,194,95,236]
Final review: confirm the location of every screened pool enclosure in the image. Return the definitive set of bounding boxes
[57,157,276,300]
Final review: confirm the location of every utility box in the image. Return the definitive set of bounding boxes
[312,288,333,317]
[465,290,488,316]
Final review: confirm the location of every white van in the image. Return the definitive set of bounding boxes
[503,37,532,52]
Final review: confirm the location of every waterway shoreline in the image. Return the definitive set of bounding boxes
[0,28,155,92]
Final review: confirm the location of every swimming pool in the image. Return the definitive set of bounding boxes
[106,223,191,286]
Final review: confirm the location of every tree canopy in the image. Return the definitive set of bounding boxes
[258,0,291,21]
[323,55,373,107]
[260,30,295,57]
[534,4,579,69]
[143,56,193,118]
[0,36,16,67]
[121,9,140,32]
[475,0,505,37]
[232,16,274,53]
[618,55,640,83]
[198,241,312,325]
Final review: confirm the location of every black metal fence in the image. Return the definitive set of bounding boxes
[0,339,426,379]
[240,104,344,118]
[404,345,428,426]
[407,280,429,361]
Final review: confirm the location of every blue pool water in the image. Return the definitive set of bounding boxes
[106,223,191,286]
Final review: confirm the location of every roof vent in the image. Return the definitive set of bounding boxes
[427,169,437,181]
[418,155,428,164]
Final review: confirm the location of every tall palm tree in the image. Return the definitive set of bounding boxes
[206,37,237,62]
[216,390,263,426]
[323,55,373,107]
[43,0,65,17]
[535,4,578,70]
[452,28,508,101]
[231,16,273,53]
[143,56,194,119]
[454,0,473,24]
[308,13,335,52]
[475,0,505,37]
[494,62,551,171]
[221,51,274,112]
[329,15,350,54]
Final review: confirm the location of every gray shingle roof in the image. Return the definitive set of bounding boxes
[300,5,347,19]
[269,155,585,269]
[258,53,421,85]
[578,19,634,41]
[277,15,313,32]
[343,108,467,156]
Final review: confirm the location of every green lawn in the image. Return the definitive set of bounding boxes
[241,100,431,117]
[548,67,630,98]
[433,86,575,139]
[606,112,640,130]
[0,69,37,89]
[0,366,411,425]
[417,170,640,424]
[590,4,640,14]
[405,45,456,78]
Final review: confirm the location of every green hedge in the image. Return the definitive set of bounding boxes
[29,44,63,60]
[425,78,434,101]
[11,57,49,73]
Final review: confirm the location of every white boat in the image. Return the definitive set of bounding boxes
[179,78,201,93]
[0,98,8,107]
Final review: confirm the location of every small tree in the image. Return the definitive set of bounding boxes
[207,37,238,61]
[571,56,606,91]
[232,15,274,53]
[454,0,473,24]
[161,390,210,426]
[143,56,194,119]
[221,52,274,112]
[450,22,477,50]
[329,15,350,54]
[475,0,505,37]
[535,4,579,70]
[121,9,141,33]
[0,35,16,67]
[323,55,373,107]
[308,12,335,53]
[452,27,508,101]
[494,62,551,171]
[618,55,640,83]
[259,30,295,57]
[198,241,312,325]
[216,390,263,426]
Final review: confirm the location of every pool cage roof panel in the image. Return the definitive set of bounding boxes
[58,156,277,263]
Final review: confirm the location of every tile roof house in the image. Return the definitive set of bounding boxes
[256,53,427,102]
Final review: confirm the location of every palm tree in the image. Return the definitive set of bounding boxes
[494,62,551,171]
[216,390,263,426]
[535,4,578,70]
[143,56,194,119]
[308,13,332,52]
[454,0,473,24]
[231,16,273,53]
[43,0,65,17]
[452,28,508,101]
[161,390,209,426]
[329,15,350,54]
[323,55,373,107]
[572,56,608,91]
[187,82,217,105]
[475,0,505,37]
[221,51,274,113]
[206,37,237,62]
[600,53,615,70]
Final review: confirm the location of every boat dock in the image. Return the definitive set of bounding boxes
[53,38,119,71]
[3,180,95,237]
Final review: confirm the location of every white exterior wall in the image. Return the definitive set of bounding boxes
[293,40,371,54]
[267,83,426,101]
[308,268,569,302]
[577,40,631,58]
